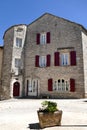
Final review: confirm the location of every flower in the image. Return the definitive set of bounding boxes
[39,100,58,112]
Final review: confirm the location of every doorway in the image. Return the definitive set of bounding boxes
[13,82,20,97]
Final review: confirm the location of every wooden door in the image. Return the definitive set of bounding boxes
[13,82,20,96]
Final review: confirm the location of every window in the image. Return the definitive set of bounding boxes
[53,79,70,91]
[27,79,32,92]
[54,51,76,66]
[61,53,70,66]
[39,56,46,67]
[16,28,23,32]
[36,32,50,45]
[15,58,21,68]
[35,55,51,67]
[48,78,75,92]
[16,38,22,47]
[26,78,39,96]
[40,33,46,45]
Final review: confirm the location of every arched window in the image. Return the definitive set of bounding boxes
[53,79,69,92]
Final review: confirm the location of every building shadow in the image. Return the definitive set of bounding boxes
[28,123,87,130]
[84,100,87,102]
[61,125,87,127]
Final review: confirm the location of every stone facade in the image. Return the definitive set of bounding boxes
[0,46,3,99]
[1,13,87,100]
[0,47,3,79]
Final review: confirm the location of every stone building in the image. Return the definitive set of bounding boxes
[0,46,3,79]
[0,13,87,100]
[0,46,3,98]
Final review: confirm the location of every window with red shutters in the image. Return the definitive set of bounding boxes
[47,54,51,67]
[47,32,50,43]
[48,78,53,91]
[70,78,75,92]
[36,33,40,45]
[35,55,39,67]
[54,52,60,66]
[70,51,76,66]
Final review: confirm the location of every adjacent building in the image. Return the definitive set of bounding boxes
[0,46,3,99]
[0,13,87,100]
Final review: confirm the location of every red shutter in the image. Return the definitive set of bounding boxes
[47,54,51,67]
[36,33,40,45]
[48,78,53,91]
[70,51,76,66]
[47,32,50,43]
[54,52,60,66]
[70,79,75,92]
[35,55,39,67]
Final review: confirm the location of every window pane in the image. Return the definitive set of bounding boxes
[40,34,46,45]
[39,56,46,67]
[53,79,70,92]
[61,53,69,66]
[16,38,22,47]
[15,58,21,67]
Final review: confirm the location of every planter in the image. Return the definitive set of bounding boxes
[37,110,62,128]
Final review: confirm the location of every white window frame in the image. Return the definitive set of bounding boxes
[27,78,39,96]
[40,33,46,45]
[16,37,22,47]
[61,53,70,66]
[53,79,70,92]
[39,56,46,67]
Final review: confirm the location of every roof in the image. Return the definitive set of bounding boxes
[28,13,87,33]
[3,24,27,39]
[3,13,87,39]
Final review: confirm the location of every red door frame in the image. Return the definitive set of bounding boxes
[13,82,20,97]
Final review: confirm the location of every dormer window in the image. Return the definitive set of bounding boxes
[16,37,22,47]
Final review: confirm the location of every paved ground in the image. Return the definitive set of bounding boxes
[0,98,87,130]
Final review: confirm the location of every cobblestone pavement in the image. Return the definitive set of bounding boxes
[0,98,87,130]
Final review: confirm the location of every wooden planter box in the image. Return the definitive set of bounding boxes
[37,110,62,128]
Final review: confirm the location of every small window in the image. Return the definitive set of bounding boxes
[39,56,46,67]
[16,38,22,47]
[15,58,21,68]
[61,53,70,66]
[40,33,46,45]
[17,28,23,32]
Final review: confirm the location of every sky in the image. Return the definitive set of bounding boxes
[0,0,87,45]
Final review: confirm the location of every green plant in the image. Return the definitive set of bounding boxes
[39,101,58,112]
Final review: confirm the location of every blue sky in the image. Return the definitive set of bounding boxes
[0,0,87,45]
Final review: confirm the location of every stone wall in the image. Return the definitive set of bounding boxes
[82,31,87,97]
[0,47,3,79]
[0,47,3,99]
[1,28,14,100]
[10,25,27,98]
[24,14,84,98]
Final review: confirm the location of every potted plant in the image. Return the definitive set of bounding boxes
[37,100,62,128]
